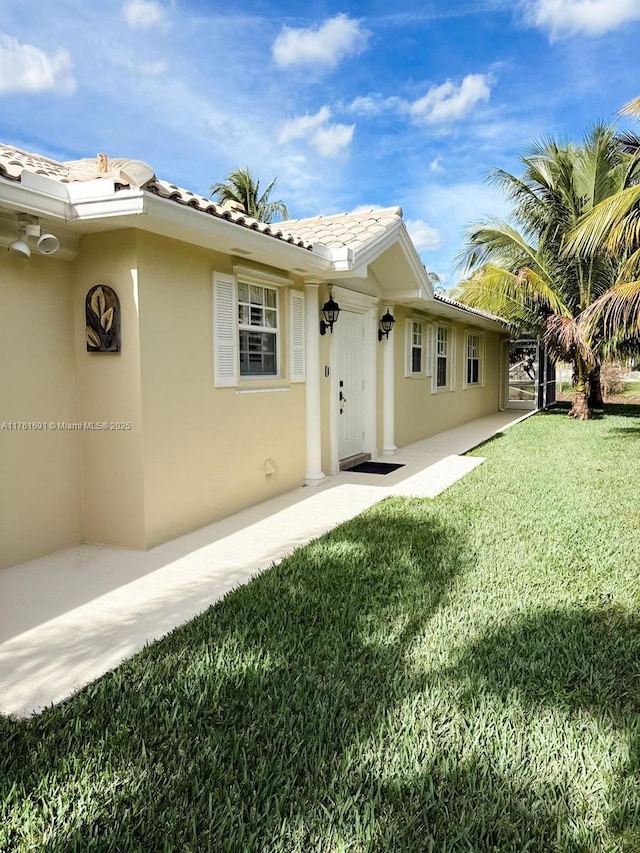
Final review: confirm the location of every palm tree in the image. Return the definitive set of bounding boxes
[566,102,640,346]
[210,166,288,223]
[455,125,634,419]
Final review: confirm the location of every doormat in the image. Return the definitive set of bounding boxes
[349,461,405,475]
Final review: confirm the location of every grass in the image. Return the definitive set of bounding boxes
[3,406,640,851]
[557,381,640,402]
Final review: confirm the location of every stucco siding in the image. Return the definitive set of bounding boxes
[73,231,146,549]
[0,252,82,569]
[394,307,504,447]
[137,232,306,547]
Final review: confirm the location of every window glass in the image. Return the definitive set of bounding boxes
[466,334,480,385]
[436,327,448,387]
[238,283,278,376]
[411,321,423,374]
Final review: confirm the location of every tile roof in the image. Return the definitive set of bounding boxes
[434,292,510,327]
[0,143,313,249]
[283,207,403,251]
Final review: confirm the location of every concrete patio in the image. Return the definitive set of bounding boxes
[0,410,532,717]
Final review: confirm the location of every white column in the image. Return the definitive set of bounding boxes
[382,305,398,455]
[304,281,327,485]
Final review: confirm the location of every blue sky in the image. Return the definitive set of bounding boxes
[1,0,640,281]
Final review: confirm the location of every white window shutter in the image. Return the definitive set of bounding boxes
[289,290,306,382]
[426,323,434,377]
[213,272,238,387]
[405,319,413,377]
[481,335,486,386]
[450,327,457,390]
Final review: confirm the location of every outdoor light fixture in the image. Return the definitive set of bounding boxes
[8,214,59,258]
[9,229,31,258]
[378,308,396,341]
[320,292,340,335]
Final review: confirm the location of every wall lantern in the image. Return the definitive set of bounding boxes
[378,308,396,341]
[320,292,341,335]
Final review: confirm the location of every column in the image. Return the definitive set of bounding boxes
[304,280,327,485]
[382,304,398,455]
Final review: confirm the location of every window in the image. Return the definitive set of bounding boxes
[405,319,434,378]
[431,324,456,392]
[436,326,448,388]
[213,269,304,388]
[238,282,278,377]
[466,333,481,386]
[408,320,424,374]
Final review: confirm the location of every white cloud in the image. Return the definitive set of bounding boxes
[278,107,354,158]
[279,107,331,143]
[0,34,76,96]
[312,124,355,158]
[429,156,445,173]
[410,74,492,124]
[123,0,167,30]
[406,219,441,251]
[272,14,369,69]
[522,0,640,39]
[347,94,403,115]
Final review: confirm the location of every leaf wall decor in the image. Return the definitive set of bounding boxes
[86,285,121,352]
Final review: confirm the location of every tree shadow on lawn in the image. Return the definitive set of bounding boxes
[0,498,471,852]
[438,606,640,851]
[4,505,640,851]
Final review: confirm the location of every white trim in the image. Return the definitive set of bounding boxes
[235,387,290,394]
[463,330,485,389]
[304,281,327,485]
[232,264,292,288]
[331,284,379,311]
[405,318,427,378]
[431,323,455,394]
[237,279,280,379]
[329,294,377,473]
[426,322,434,377]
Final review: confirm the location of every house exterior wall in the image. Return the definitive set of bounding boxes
[0,217,508,572]
[0,251,83,569]
[73,230,147,549]
[393,306,505,448]
[136,231,306,547]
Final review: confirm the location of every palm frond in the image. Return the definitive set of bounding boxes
[565,185,640,256]
[544,315,594,366]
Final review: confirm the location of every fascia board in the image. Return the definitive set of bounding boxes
[427,299,508,331]
[71,189,146,220]
[142,193,332,274]
[349,220,403,270]
[0,176,72,220]
[347,221,433,300]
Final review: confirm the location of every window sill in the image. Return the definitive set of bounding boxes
[235,385,291,395]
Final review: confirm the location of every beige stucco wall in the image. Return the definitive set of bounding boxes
[136,231,306,547]
[73,231,146,549]
[394,306,505,448]
[0,251,82,569]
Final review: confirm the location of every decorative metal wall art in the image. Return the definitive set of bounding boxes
[86,285,121,352]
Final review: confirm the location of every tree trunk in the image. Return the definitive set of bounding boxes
[569,357,592,419]
[587,364,604,409]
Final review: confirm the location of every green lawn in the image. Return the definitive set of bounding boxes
[3,407,640,852]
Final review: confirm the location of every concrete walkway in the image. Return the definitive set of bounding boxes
[0,410,530,717]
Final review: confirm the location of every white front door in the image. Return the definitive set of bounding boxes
[336,310,365,460]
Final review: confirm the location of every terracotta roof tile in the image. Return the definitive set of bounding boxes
[434,292,510,327]
[284,206,403,251]
[0,143,313,250]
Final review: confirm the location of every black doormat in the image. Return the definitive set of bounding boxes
[349,461,405,475]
